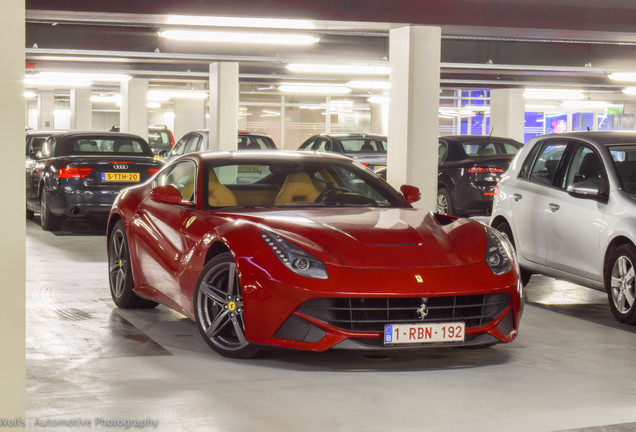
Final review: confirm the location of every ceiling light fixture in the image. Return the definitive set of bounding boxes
[561,100,612,110]
[607,72,636,82]
[24,91,37,98]
[278,83,351,95]
[622,87,636,95]
[159,30,319,45]
[367,96,389,104]
[347,80,391,89]
[148,90,208,101]
[287,64,390,75]
[524,89,586,100]
[166,15,315,29]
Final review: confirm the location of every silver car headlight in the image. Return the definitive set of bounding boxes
[485,227,514,275]
[261,231,329,279]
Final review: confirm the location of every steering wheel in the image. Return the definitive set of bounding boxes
[315,187,350,203]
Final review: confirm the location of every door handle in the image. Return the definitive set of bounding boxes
[548,203,560,212]
[513,193,522,201]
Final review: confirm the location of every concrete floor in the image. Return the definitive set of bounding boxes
[26,218,636,432]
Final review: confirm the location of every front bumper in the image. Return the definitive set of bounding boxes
[237,256,522,352]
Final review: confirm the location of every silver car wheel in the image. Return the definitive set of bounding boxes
[610,255,635,314]
[108,228,128,299]
[437,192,449,214]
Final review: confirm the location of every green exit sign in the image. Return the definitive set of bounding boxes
[605,105,624,115]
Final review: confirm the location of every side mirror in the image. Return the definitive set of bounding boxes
[566,181,606,201]
[150,185,193,206]
[400,184,421,204]
[158,150,168,158]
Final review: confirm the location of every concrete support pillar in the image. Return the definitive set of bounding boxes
[490,88,525,142]
[370,103,384,135]
[38,90,55,129]
[209,62,239,151]
[120,78,148,139]
[387,26,441,211]
[71,88,92,130]
[174,84,205,142]
[1,0,25,423]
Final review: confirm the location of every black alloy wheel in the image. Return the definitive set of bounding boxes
[40,190,61,231]
[492,220,532,286]
[194,252,259,359]
[606,244,636,324]
[108,220,157,309]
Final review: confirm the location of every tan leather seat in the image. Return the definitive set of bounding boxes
[275,172,321,206]
[208,170,237,207]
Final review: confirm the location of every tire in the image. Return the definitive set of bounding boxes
[194,252,259,359]
[437,188,455,216]
[40,190,61,231]
[605,244,636,324]
[492,220,532,286]
[108,220,158,309]
[26,208,34,220]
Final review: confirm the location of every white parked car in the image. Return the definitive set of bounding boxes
[490,131,636,324]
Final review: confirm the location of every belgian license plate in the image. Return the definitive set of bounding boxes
[373,165,386,171]
[384,322,465,345]
[101,172,140,182]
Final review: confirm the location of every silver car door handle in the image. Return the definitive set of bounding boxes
[513,193,522,201]
[548,203,560,212]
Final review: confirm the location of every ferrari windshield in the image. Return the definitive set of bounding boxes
[204,160,406,208]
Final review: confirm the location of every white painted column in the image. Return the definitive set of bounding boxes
[174,88,205,142]
[1,0,25,422]
[209,62,239,151]
[38,90,55,129]
[387,26,441,211]
[489,88,525,142]
[370,103,384,135]
[120,78,149,139]
[70,88,92,130]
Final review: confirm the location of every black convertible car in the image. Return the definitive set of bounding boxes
[26,131,163,230]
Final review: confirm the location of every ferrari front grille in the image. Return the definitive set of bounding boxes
[298,293,509,332]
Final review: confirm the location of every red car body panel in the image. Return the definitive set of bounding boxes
[109,151,522,352]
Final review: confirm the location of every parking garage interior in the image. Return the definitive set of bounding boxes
[3,1,636,431]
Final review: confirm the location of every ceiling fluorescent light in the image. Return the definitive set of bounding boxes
[622,87,636,95]
[166,15,315,29]
[147,101,161,109]
[40,72,131,82]
[561,100,611,110]
[24,91,37,98]
[148,90,208,101]
[524,89,585,100]
[347,80,391,89]
[279,83,351,95]
[368,96,389,104]
[25,75,92,87]
[607,72,636,82]
[159,30,319,45]
[287,64,390,75]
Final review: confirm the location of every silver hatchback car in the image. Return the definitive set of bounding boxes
[490,131,636,324]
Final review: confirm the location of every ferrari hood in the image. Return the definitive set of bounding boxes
[223,208,488,268]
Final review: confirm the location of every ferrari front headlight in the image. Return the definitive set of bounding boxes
[261,230,328,279]
[485,227,513,275]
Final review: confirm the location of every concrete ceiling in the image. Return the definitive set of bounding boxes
[23,1,636,99]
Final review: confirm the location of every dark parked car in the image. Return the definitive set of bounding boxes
[162,130,277,162]
[297,133,387,171]
[26,131,163,230]
[437,135,523,216]
[110,125,175,155]
[26,129,66,160]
